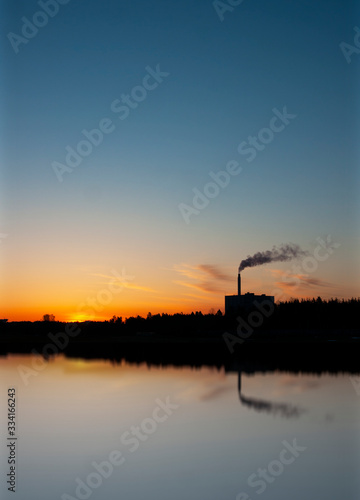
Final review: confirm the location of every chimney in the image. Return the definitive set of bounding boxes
[237,272,241,296]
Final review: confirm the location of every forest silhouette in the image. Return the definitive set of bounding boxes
[0,298,359,376]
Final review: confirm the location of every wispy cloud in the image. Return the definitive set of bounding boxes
[122,283,156,292]
[270,269,333,293]
[173,264,232,294]
[173,280,222,294]
[90,273,155,293]
[180,292,215,300]
[197,264,233,282]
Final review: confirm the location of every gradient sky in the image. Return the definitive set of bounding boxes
[1,0,359,321]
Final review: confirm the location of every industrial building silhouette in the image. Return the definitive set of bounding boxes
[225,271,274,314]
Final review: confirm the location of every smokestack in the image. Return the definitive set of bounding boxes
[238,272,241,296]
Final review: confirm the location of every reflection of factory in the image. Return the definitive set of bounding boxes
[225,272,274,314]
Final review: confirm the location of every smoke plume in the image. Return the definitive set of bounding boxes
[239,244,308,272]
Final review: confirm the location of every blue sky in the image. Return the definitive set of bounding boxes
[1,0,359,319]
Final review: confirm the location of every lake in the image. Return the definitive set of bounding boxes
[1,354,359,500]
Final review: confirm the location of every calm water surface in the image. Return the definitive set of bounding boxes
[1,355,359,500]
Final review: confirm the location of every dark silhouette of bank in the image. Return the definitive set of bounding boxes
[0,298,359,371]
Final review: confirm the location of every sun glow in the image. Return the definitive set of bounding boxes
[66,313,94,323]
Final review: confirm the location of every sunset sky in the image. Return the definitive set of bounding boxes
[1,0,359,321]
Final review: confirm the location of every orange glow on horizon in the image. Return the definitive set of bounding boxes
[3,301,223,322]
[1,261,356,322]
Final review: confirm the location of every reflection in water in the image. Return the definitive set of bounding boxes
[237,371,306,418]
[1,337,359,423]
[0,353,359,500]
[1,335,359,425]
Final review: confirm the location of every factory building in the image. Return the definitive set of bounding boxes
[225,272,274,314]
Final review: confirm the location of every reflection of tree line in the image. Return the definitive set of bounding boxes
[2,332,358,419]
[1,330,359,375]
[59,342,358,418]
[59,338,360,375]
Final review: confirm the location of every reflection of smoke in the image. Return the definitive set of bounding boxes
[239,244,308,272]
[239,395,305,419]
[238,372,305,419]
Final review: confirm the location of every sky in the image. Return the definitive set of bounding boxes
[1,0,359,321]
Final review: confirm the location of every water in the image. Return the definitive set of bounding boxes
[1,355,359,500]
